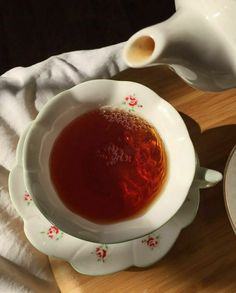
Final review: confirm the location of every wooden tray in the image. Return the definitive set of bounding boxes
[49,66,236,293]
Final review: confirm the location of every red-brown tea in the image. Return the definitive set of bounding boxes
[49,108,167,224]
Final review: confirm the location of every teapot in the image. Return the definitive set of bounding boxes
[123,0,236,91]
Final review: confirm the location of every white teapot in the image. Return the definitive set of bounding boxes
[123,0,236,91]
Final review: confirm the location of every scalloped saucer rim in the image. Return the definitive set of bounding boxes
[9,124,200,276]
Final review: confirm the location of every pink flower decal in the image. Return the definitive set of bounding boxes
[142,234,159,249]
[24,192,32,205]
[92,244,108,262]
[122,95,143,111]
[126,96,138,107]
[41,225,63,240]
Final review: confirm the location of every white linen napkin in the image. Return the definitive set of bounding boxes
[0,43,127,293]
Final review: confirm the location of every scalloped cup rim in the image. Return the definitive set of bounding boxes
[23,79,196,243]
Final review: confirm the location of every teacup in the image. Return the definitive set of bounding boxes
[23,79,222,243]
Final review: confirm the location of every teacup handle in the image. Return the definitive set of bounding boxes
[194,167,223,189]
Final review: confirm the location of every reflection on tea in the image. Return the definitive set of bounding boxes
[49,107,167,223]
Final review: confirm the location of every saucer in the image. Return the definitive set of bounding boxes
[224,145,236,234]
[9,126,200,276]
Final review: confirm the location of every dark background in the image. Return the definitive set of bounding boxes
[0,0,175,74]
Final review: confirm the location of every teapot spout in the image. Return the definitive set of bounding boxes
[122,21,169,68]
[123,9,236,91]
[123,11,190,68]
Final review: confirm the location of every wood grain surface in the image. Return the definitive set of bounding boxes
[49,66,236,293]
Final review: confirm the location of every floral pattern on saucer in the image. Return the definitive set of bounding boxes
[142,234,160,250]
[92,244,109,262]
[9,126,200,276]
[23,192,33,206]
[41,225,64,240]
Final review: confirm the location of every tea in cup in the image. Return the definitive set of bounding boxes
[49,107,167,224]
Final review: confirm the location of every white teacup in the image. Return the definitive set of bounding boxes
[23,79,222,243]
